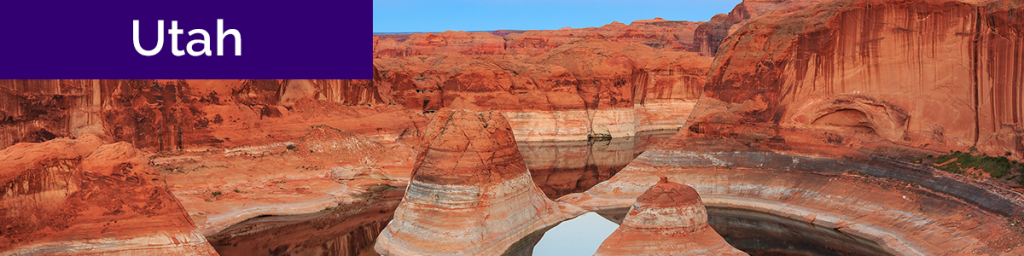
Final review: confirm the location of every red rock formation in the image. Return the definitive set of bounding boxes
[694,0,826,56]
[373,31,507,58]
[562,1,1024,254]
[154,103,426,236]
[564,135,1024,254]
[505,19,703,56]
[0,135,217,255]
[0,79,424,151]
[0,80,113,150]
[369,39,711,141]
[362,18,714,141]
[691,0,1024,160]
[374,109,584,255]
[594,177,746,256]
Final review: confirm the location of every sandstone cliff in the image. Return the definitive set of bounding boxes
[374,109,584,255]
[690,0,1024,160]
[694,0,826,56]
[370,39,709,140]
[594,177,746,256]
[0,135,217,255]
[562,0,1024,254]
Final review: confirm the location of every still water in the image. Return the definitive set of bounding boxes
[209,130,888,256]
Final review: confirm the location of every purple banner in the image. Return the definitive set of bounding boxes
[0,1,370,79]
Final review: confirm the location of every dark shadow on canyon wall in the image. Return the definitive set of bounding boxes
[519,130,677,199]
[207,187,404,256]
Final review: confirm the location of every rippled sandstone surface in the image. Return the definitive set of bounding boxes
[374,110,585,255]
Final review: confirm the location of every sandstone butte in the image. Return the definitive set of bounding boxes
[564,0,1024,254]
[594,177,746,256]
[0,134,217,255]
[374,109,585,256]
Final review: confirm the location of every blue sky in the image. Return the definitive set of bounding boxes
[373,0,742,33]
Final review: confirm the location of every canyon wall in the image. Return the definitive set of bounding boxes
[0,79,426,151]
[567,0,1024,254]
[1,15,720,150]
[369,19,714,141]
[370,39,709,141]
[688,0,1024,160]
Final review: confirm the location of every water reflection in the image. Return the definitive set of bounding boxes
[708,207,892,256]
[586,207,892,256]
[528,212,619,256]
[519,131,677,199]
[209,130,676,256]
[208,188,404,256]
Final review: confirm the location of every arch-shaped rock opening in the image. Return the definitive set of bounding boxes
[811,108,877,136]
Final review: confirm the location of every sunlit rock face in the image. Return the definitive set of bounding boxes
[694,0,827,56]
[0,135,217,255]
[595,177,746,256]
[371,39,709,141]
[369,18,713,141]
[692,0,1024,160]
[563,1,1024,254]
[374,109,584,256]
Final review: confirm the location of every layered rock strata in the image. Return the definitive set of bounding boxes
[372,40,709,141]
[374,109,585,255]
[594,177,746,256]
[0,135,217,255]
[0,79,430,236]
[565,137,1024,254]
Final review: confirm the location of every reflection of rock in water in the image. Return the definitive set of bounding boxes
[595,208,630,225]
[708,207,892,256]
[208,188,404,256]
[596,206,891,256]
[520,130,676,199]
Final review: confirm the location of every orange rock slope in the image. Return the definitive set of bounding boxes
[0,135,216,255]
[595,177,746,256]
[374,110,584,255]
